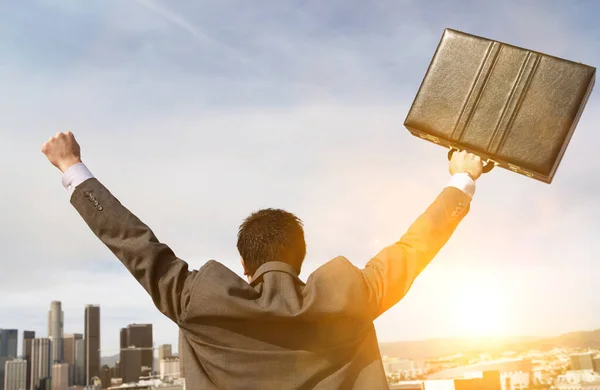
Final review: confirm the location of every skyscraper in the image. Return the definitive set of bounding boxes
[74,339,84,386]
[23,331,35,390]
[119,329,127,350]
[0,329,18,390]
[30,338,51,390]
[123,325,152,375]
[84,305,100,386]
[4,359,26,390]
[119,348,142,384]
[62,334,82,386]
[48,301,64,364]
[0,330,18,358]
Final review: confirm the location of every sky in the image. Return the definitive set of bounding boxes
[1,0,599,357]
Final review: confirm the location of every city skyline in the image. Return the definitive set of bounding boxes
[3,301,600,360]
[1,0,599,354]
[5,316,600,388]
[1,301,179,389]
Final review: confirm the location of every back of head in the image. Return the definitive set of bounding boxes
[237,208,306,277]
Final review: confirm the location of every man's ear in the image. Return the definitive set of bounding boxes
[241,257,248,276]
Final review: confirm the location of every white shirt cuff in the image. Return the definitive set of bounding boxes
[62,163,95,195]
[447,173,476,198]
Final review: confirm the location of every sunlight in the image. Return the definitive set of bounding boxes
[451,279,511,339]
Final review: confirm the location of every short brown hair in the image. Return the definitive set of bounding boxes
[237,208,306,276]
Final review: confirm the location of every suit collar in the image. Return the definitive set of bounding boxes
[249,261,305,286]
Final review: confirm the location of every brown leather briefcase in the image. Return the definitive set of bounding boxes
[404,28,595,183]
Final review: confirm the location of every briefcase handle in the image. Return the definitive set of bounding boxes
[447,148,496,173]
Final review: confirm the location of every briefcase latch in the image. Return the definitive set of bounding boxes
[508,163,534,178]
[419,133,440,144]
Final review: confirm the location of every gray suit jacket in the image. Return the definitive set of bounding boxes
[71,178,470,390]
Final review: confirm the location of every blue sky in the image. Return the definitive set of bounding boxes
[1,0,599,357]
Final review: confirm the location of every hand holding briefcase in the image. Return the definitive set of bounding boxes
[404,29,595,183]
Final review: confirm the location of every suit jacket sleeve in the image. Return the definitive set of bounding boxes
[70,178,198,324]
[361,187,471,319]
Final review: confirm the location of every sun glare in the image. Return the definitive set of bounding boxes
[450,279,512,339]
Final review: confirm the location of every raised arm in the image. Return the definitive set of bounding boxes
[42,132,198,324]
[361,151,483,319]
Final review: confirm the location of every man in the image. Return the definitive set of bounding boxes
[42,132,482,390]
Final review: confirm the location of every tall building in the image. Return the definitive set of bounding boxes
[84,305,100,386]
[119,329,127,350]
[74,339,84,386]
[62,334,82,386]
[119,348,142,384]
[158,345,172,361]
[1,330,18,390]
[122,325,152,376]
[51,363,68,390]
[23,331,35,390]
[48,302,64,364]
[30,338,51,390]
[571,352,595,371]
[4,359,27,390]
[0,330,18,358]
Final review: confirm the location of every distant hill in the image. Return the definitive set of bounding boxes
[378,336,535,360]
[379,329,600,359]
[529,329,600,351]
[100,329,600,366]
[100,353,119,367]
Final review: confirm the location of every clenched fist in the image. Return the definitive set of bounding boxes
[41,131,82,173]
[449,150,483,180]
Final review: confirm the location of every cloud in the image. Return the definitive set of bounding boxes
[0,0,599,355]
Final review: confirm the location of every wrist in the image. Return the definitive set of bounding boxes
[448,173,476,198]
[451,171,476,180]
[58,158,82,173]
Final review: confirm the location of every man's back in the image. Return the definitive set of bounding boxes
[179,258,388,389]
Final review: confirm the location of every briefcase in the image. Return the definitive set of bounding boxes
[404,28,595,183]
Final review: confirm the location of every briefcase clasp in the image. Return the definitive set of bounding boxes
[419,133,440,144]
[508,163,534,178]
